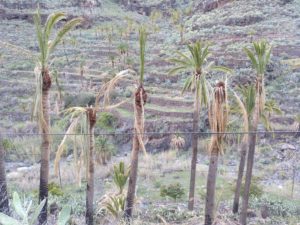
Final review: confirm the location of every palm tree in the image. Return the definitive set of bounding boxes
[0,135,9,215]
[204,81,228,225]
[124,27,148,220]
[32,9,82,224]
[231,85,255,214]
[54,72,127,225]
[169,41,231,210]
[231,85,282,214]
[239,40,271,225]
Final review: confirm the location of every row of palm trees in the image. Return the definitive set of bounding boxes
[0,9,274,225]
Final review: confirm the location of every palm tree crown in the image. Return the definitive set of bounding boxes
[34,9,83,69]
[170,41,231,104]
[139,26,147,84]
[244,40,271,76]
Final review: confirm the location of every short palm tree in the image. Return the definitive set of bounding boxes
[204,80,228,225]
[54,72,127,225]
[239,40,271,225]
[32,9,82,224]
[124,27,148,220]
[169,41,231,210]
[0,135,9,215]
[54,73,127,225]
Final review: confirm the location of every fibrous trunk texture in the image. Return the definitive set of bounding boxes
[39,69,51,224]
[86,109,96,225]
[188,85,200,210]
[239,78,261,225]
[232,140,248,213]
[0,135,9,214]
[125,86,147,221]
[204,144,219,225]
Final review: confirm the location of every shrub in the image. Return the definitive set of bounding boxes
[153,206,195,222]
[95,137,116,165]
[250,195,300,217]
[64,93,95,108]
[49,182,64,196]
[97,112,117,129]
[1,138,15,151]
[0,192,45,225]
[240,177,263,198]
[112,162,130,194]
[160,183,185,200]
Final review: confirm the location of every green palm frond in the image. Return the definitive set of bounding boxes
[264,99,282,115]
[211,65,233,74]
[244,40,272,75]
[44,12,66,46]
[33,8,45,66]
[49,17,83,56]
[113,162,130,194]
[139,26,147,83]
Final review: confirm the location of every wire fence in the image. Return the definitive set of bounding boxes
[1,130,299,209]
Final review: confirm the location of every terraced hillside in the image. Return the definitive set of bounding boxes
[0,0,299,147]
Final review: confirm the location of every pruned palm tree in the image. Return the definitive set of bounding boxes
[124,27,148,220]
[54,72,127,225]
[0,135,9,215]
[204,81,228,225]
[239,40,271,225]
[32,9,82,224]
[169,41,231,210]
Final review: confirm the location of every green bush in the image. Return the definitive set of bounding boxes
[250,195,300,217]
[95,137,116,165]
[64,93,95,108]
[1,138,15,151]
[153,206,195,222]
[49,182,64,196]
[240,177,263,198]
[97,112,117,129]
[160,183,185,200]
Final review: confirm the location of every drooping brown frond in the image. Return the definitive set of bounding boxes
[208,80,228,154]
[54,116,80,175]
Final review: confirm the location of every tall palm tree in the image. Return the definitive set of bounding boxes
[232,85,281,214]
[124,27,147,220]
[231,85,255,214]
[204,81,228,225]
[239,40,271,225]
[0,135,9,215]
[32,9,82,224]
[54,73,127,225]
[169,41,231,210]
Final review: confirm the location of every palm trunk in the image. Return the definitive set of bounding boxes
[232,140,248,213]
[125,86,146,220]
[38,70,51,224]
[0,135,9,214]
[204,144,219,225]
[86,109,96,225]
[188,85,200,210]
[239,78,261,225]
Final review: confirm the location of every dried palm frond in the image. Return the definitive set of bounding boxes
[54,109,87,176]
[0,40,36,60]
[170,134,185,150]
[208,80,228,154]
